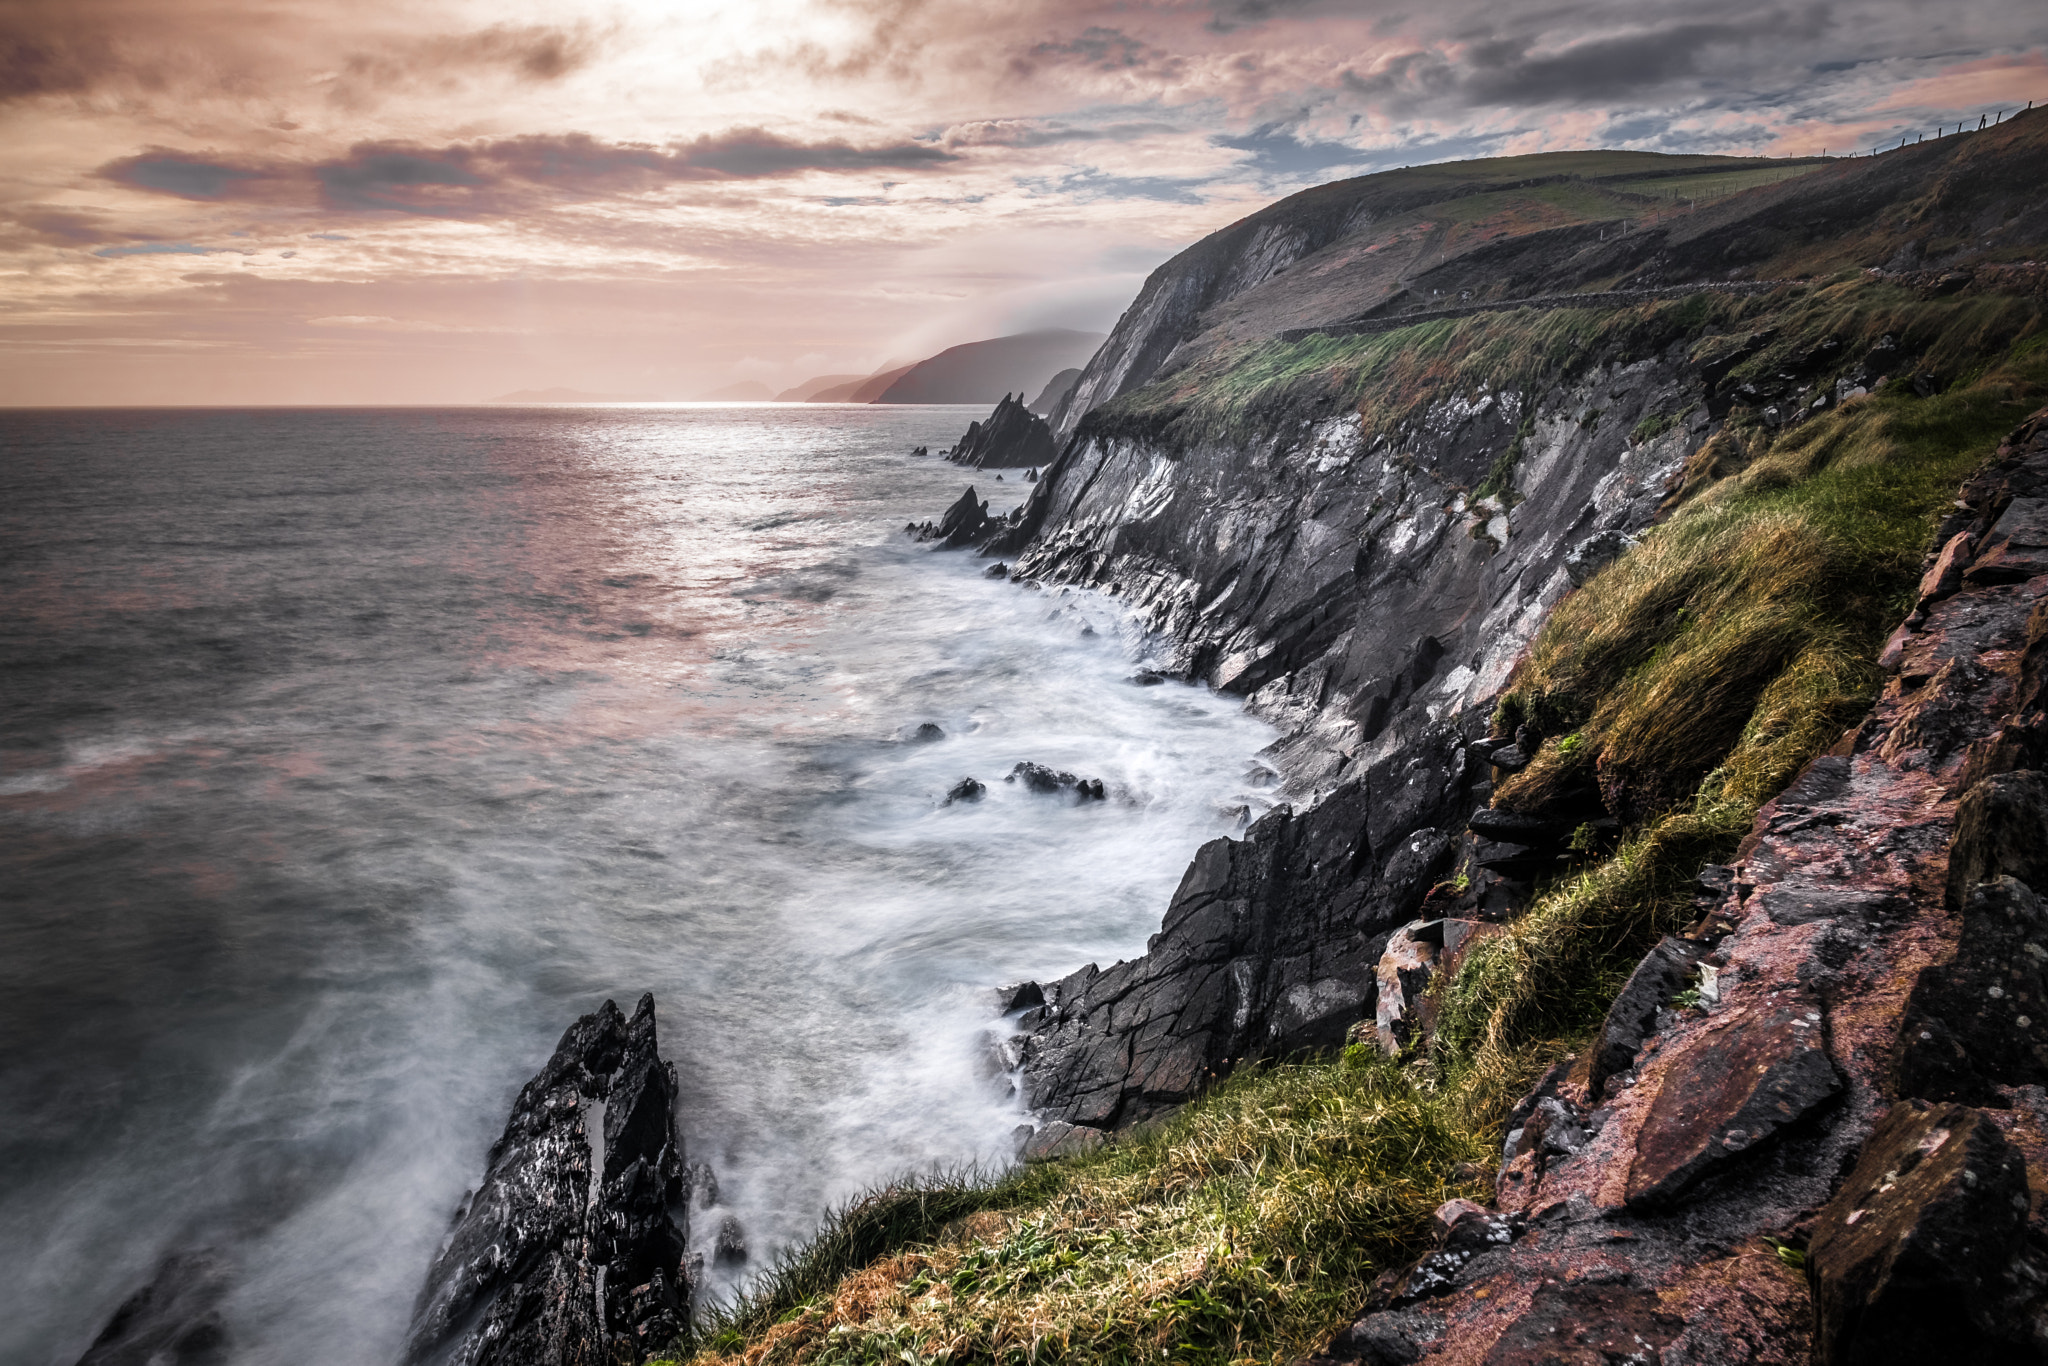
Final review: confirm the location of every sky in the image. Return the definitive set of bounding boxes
[1,0,2042,405]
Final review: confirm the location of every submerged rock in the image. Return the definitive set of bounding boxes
[75,1250,230,1366]
[944,777,986,804]
[401,994,694,1366]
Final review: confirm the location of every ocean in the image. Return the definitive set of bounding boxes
[0,405,1277,1364]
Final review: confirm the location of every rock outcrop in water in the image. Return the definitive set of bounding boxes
[946,394,1058,470]
[401,994,693,1366]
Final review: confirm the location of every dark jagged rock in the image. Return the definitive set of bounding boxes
[944,777,986,804]
[75,1250,230,1366]
[712,1215,748,1268]
[910,722,946,743]
[1583,935,1700,1099]
[1016,747,1469,1132]
[401,995,693,1366]
[948,394,1058,470]
[1809,1100,2036,1365]
[929,487,991,549]
[1004,762,1105,801]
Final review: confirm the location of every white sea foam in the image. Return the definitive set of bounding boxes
[0,405,1275,1363]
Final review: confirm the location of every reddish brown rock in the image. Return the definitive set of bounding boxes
[1808,1100,2039,1364]
[1626,995,1841,1209]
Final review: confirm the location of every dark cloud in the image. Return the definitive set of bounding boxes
[100,152,274,201]
[96,130,962,218]
[0,3,600,105]
[1213,127,1372,177]
[1460,21,1754,105]
[1205,0,1324,34]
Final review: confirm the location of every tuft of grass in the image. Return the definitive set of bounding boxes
[678,1051,1489,1366]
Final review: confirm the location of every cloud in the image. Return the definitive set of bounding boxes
[97,129,963,218]
[92,241,222,258]
[0,2,601,106]
[939,117,1177,148]
[99,152,274,201]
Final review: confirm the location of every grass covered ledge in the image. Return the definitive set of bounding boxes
[675,1052,1488,1366]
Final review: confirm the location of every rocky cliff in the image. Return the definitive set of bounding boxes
[928,111,2048,1360]
[1311,408,2048,1364]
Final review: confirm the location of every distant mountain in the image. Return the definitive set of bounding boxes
[809,365,915,403]
[490,386,660,403]
[1028,367,1083,415]
[872,330,1106,405]
[700,380,774,401]
[775,373,868,401]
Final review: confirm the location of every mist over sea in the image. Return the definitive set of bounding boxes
[0,405,1278,1365]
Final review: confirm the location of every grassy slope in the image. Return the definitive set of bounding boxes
[673,279,2047,1366]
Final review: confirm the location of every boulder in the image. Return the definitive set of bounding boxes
[1004,762,1105,801]
[401,995,694,1366]
[944,777,986,804]
[1808,1100,2037,1364]
[1625,995,1841,1209]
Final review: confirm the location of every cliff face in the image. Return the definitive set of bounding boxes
[982,116,2048,1357]
[1010,351,1703,1142]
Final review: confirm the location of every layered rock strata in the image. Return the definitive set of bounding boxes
[1005,347,1712,1143]
[1311,408,2048,1363]
[402,995,694,1366]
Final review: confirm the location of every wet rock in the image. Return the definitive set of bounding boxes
[1004,762,1105,801]
[1563,528,1637,586]
[1808,1100,2038,1364]
[1021,1119,1107,1159]
[984,561,1009,579]
[1374,923,1437,1055]
[993,980,1044,1013]
[713,1215,748,1267]
[401,994,693,1366]
[944,777,986,804]
[75,1250,230,1366]
[1389,1202,1523,1302]
[1625,996,1841,1209]
[1968,497,2048,585]
[1586,936,1701,1098]
[910,722,946,743]
[1896,875,2048,1102]
[1127,668,1168,686]
[1943,769,2048,907]
[932,487,991,549]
